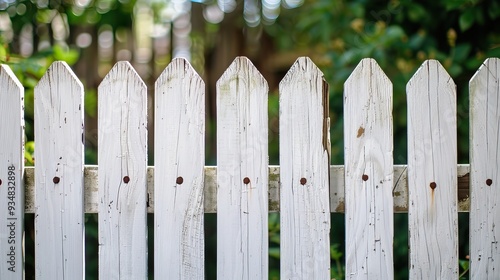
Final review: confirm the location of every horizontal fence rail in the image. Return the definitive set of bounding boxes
[1,56,499,279]
[22,165,471,214]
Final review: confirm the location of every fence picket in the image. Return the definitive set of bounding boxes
[34,61,85,279]
[98,61,148,279]
[216,57,269,279]
[0,65,24,279]
[469,58,500,279]
[344,58,394,279]
[407,60,458,279]
[279,57,331,279]
[154,58,205,279]
[5,56,500,278]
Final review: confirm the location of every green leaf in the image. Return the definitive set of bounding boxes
[53,45,80,65]
[269,247,280,259]
[448,63,463,76]
[408,33,426,49]
[453,43,471,62]
[35,9,57,24]
[486,46,500,58]
[270,235,281,244]
[459,259,469,272]
[488,1,500,19]
[407,3,427,22]
[0,44,7,62]
[445,0,470,10]
[348,2,365,18]
[459,9,475,31]
[25,141,35,166]
[382,25,405,45]
[330,243,343,260]
[84,89,98,118]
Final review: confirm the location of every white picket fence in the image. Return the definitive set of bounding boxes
[0,56,499,279]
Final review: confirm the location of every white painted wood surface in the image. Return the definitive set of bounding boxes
[216,57,269,279]
[469,58,500,279]
[1,56,495,279]
[154,58,205,279]
[407,60,458,279]
[34,61,85,279]
[279,57,331,279]
[344,58,393,279]
[98,61,148,279]
[0,65,24,279]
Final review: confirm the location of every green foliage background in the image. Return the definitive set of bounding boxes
[267,0,500,166]
[2,0,500,278]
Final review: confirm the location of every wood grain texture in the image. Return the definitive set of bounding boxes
[34,61,85,279]
[216,57,269,279]
[0,65,24,279]
[154,58,205,279]
[279,57,330,279]
[98,61,147,279]
[469,58,500,279]
[344,58,393,279]
[407,60,458,279]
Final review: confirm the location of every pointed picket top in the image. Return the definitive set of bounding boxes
[279,56,331,279]
[344,58,394,279]
[216,56,269,279]
[280,57,329,145]
[280,56,327,86]
[217,56,267,93]
[34,61,85,279]
[100,61,146,92]
[154,57,205,279]
[98,61,148,279]
[0,64,23,89]
[469,58,500,279]
[407,59,455,96]
[0,64,24,279]
[280,56,329,155]
[407,59,458,279]
[345,58,391,88]
[37,61,83,92]
[156,57,203,88]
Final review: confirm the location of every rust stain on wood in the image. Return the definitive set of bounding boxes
[357,126,365,138]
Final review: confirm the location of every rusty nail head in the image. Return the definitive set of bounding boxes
[486,179,493,186]
[53,177,60,184]
[123,176,130,183]
[300,178,307,185]
[430,182,437,189]
[0,179,2,185]
[243,177,250,184]
[362,174,369,181]
[176,177,184,185]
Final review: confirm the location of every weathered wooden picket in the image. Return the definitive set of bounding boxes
[0,56,499,279]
